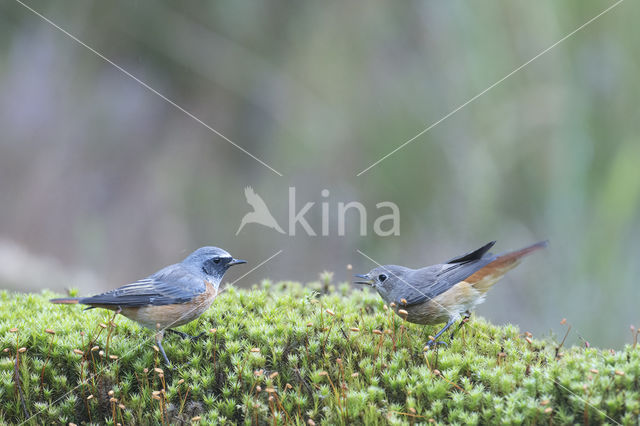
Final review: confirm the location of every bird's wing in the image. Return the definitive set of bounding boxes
[79,265,206,307]
[444,241,495,264]
[244,186,270,212]
[398,249,498,307]
[392,266,439,307]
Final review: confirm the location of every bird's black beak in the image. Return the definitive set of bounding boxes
[228,258,247,266]
[354,274,373,285]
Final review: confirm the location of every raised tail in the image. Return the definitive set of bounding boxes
[465,240,548,292]
[50,298,81,304]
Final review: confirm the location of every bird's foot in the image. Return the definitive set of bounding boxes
[166,329,207,341]
[189,331,207,341]
[424,339,449,351]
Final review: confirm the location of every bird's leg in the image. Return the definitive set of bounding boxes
[449,311,471,341]
[424,317,457,350]
[166,329,207,341]
[190,331,207,340]
[155,331,171,367]
[166,329,189,339]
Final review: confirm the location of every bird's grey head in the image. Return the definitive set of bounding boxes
[183,246,247,281]
[354,265,410,302]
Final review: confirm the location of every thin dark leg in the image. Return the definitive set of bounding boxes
[425,317,456,350]
[449,311,471,341]
[166,329,189,339]
[166,329,207,341]
[189,331,207,340]
[157,338,171,366]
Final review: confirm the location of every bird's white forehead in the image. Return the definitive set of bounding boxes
[210,248,232,258]
[217,248,232,257]
[190,246,232,259]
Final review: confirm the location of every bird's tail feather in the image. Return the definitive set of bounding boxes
[466,240,548,292]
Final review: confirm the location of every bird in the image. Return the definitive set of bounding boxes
[50,246,246,365]
[354,240,547,349]
[236,186,285,235]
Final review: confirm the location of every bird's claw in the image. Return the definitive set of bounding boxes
[190,331,207,341]
[166,329,207,341]
[424,340,449,350]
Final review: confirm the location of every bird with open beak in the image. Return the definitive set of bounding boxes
[355,241,547,349]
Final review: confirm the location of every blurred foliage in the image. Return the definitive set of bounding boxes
[2,281,640,424]
[0,1,639,348]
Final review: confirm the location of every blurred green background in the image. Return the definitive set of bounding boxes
[0,1,638,347]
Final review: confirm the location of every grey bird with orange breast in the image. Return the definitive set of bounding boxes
[355,241,547,349]
[51,246,246,365]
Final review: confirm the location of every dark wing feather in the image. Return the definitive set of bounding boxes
[79,264,206,307]
[444,241,495,263]
[398,247,498,307]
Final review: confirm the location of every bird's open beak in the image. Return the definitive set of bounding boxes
[354,274,373,285]
[228,258,247,266]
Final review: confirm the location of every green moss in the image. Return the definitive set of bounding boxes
[1,281,639,424]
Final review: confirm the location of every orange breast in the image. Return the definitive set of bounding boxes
[121,281,219,330]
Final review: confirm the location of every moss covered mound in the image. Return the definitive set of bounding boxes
[1,281,639,425]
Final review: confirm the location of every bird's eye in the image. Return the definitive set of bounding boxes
[213,257,221,264]
[378,274,387,282]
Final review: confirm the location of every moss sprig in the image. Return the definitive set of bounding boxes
[1,282,638,424]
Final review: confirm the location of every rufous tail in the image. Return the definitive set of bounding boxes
[466,240,548,292]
